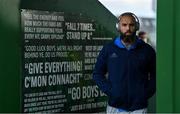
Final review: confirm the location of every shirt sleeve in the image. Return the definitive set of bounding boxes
[92,46,112,96]
[146,48,156,99]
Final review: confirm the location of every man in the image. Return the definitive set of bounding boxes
[138,31,156,50]
[93,12,156,114]
[138,31,149,43]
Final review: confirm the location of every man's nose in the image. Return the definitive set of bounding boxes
[126,25,130,30]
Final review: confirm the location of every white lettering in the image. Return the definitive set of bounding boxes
[44,61,82,73]
[28,63,43,74]
[24,76,47,88]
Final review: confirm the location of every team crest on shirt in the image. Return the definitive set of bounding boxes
[110,52,118,58]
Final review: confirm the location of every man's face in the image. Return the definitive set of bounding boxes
[119,15,136,37]
[141,34,148,39]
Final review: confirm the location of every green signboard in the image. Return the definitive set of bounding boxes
[21,9,113,113]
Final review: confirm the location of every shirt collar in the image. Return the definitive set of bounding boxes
[114,36,143,50]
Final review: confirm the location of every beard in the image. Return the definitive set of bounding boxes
[120,31,136,43]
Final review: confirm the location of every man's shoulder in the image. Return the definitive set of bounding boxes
[103,38,117,47]
[101,41,115,52]
[98,40,115,55]
[104,41,114,47]
[138,39,155,51]
[141,43,156,56]
[144,43,155,52]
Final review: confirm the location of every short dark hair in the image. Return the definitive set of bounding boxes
[138,31,146,37]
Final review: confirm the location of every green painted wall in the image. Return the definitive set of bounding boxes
[0,0,166,113]
[157,0,180,112]
[0,0,21,112]
[0,0,117,112]
[21,0,118,35]
[174,0,180,112]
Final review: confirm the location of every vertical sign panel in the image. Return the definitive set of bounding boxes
[21,9,113,113]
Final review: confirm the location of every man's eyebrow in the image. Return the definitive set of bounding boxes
[122,23,127,25]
